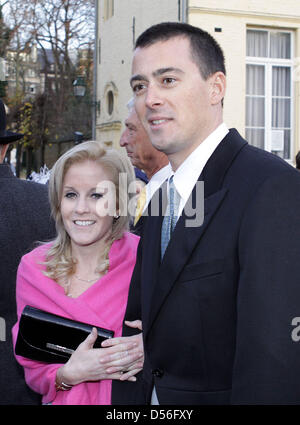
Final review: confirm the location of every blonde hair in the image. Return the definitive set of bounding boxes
[43,140,135,283]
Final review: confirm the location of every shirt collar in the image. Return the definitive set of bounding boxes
[144,163,172,211]
[172,123,229,207]
[149,163,172,184]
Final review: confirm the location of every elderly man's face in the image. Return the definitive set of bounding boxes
[119,109,159,171]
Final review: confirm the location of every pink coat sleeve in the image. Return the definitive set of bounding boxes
[12,247,61,404]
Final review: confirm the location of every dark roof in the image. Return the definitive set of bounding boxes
[37,48,63,72]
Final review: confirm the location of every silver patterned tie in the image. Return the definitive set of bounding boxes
[160,176,180,259]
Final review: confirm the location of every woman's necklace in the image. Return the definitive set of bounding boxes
[65,238,114,297]
[74,274,99,283]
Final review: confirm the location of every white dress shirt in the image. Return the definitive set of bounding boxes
[173,123,229,218]
[143,163,172,213]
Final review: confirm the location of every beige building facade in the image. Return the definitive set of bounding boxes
[95,0,300,164]
[5,45,42,99]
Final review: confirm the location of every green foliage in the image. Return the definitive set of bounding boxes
[19,102,34,148]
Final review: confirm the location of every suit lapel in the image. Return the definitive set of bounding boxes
[201,128,247,198]
[145,188,228,335]
[144,129,248,336]
[141,183,166,327]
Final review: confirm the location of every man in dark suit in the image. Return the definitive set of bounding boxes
[112,22,300,405]
[0,99,56,404]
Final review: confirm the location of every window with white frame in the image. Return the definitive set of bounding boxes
[246,29,293,160]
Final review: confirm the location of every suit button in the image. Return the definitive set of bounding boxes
[152,368,164,378]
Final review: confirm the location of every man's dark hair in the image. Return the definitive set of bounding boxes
[135,22,226,80]
[296,151,300,170]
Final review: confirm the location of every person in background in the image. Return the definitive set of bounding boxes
[116,21,300,405]
[134,167,148,194]
[12,141,143,405]
[120,100,170,233]
[0,99,56,405]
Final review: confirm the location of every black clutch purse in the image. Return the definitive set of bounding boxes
[15,305,114,363]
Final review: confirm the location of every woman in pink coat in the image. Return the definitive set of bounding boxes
[12,141,143,405]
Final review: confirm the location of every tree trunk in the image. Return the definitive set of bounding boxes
[26,146,33,178]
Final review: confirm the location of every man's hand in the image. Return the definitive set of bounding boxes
[100,320,144,381]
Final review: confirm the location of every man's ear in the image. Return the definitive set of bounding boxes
[0,144,8,163]
[210,72,226,106]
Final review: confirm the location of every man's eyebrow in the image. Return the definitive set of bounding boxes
[153,67,184,77]
[130,67,184,86]
[130,74,148,86]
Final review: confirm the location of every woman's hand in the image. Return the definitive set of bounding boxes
[57,327,137,386]
[100,320,144,381]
